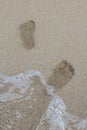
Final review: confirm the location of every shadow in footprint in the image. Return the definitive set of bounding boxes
[19,20,35,50]
[47,60,75,91]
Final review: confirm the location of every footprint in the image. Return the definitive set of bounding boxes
[47,60,75,90]
[19,20,35,49]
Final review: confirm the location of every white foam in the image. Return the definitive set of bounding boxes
[43,90,87,130]
[16,112,21,120]
[0,84,4,88]
[0,70,46,102]
[0,70,87,129]
[5,121,14,130]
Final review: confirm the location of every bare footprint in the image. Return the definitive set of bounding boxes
[47,60,75,90]
[19,20,35,49]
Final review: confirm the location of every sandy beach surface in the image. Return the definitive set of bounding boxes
[0,0,87,122]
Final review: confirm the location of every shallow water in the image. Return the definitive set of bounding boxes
[0,70,87,130]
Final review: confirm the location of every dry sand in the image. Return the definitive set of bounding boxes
[0,0,87,120]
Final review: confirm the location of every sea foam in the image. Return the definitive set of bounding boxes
[0,70,87,130]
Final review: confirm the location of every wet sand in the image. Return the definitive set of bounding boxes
[0,74,51,130]
[0,0,87,120]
